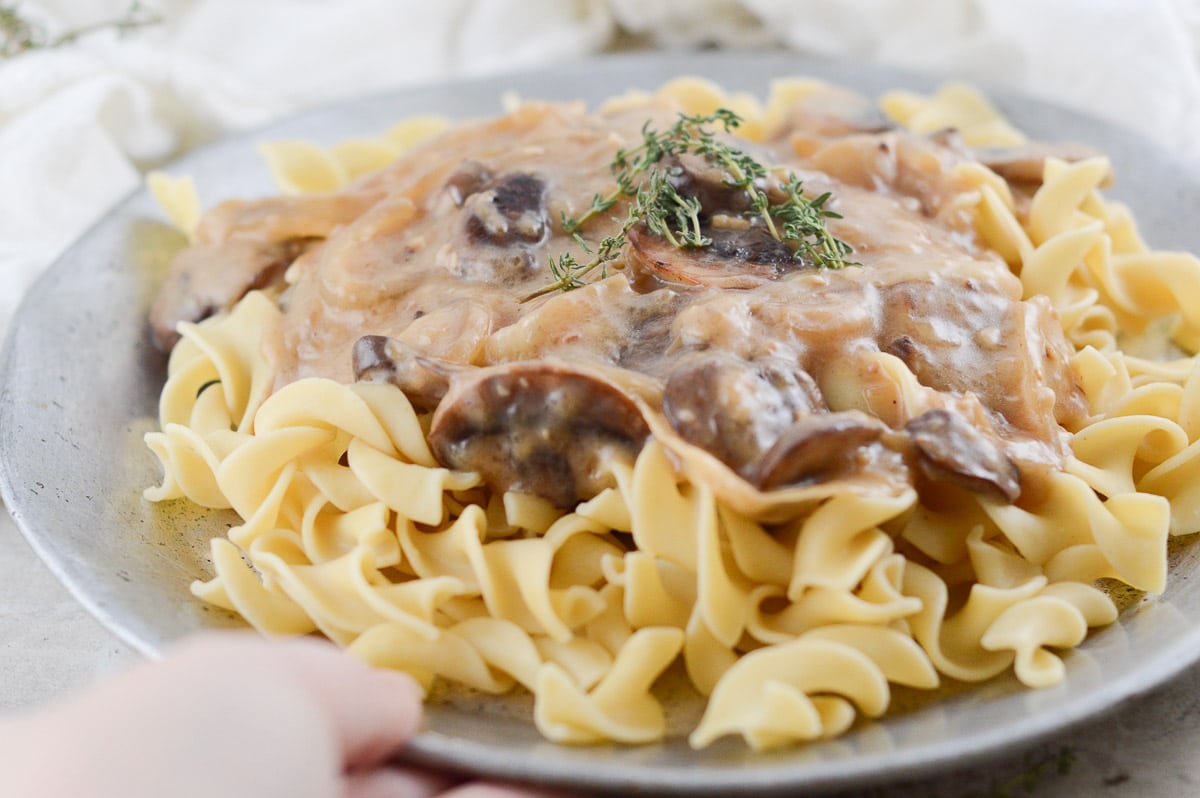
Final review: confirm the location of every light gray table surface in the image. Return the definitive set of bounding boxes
[3,505,1199,797]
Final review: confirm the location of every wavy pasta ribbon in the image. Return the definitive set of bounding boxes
[145,77,1200,752]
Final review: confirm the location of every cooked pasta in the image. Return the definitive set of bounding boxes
[143,76,1200,750]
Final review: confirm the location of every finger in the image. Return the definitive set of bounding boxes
[343,766,459,798]
[437,782,575,798]
[258,636,425,767]
[169,632,425,768]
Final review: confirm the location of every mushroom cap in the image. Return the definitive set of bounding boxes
[662,351,824,479]
[626,224,804,290]
[754,411,891,491]
[428,360,651,508]
[352,335,461,412]
[905,408,1022,502]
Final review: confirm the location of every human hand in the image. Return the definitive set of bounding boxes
[0,631,559,798]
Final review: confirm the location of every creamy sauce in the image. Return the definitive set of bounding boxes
[151,96,1087,514]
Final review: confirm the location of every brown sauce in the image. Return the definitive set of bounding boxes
[151,96,1087,515]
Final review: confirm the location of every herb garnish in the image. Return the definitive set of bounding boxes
[521,108,856,302]
[1,2,161,59]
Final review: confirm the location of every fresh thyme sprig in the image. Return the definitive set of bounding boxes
[775,176,853,267]
[521,108,856,302]
[1,2,161,59]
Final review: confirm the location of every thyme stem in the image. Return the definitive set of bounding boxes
[520,108,856,303]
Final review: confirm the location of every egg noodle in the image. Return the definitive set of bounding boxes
[144,77,1200,749]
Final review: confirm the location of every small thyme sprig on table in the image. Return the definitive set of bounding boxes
[520,108,856,303]
[1,1,161,59]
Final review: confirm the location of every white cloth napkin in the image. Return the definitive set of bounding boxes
[1,0,1199,343]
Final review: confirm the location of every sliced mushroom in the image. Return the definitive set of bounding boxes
[905,408,1021,502]
[664,153,759,215]
[445,161,493,207]
[622,148,825,289]
[450,172,549,284]
[150,237,309,351]
[884,333,922,366]
[353,336,466,412]
[975,142,1108,186]
[663,352,825,478]
[428,362,650,508]
[464,172,547,247]
[753,411,889,490]
[626,224,803,289]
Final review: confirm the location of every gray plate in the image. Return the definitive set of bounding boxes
[3,52,1200,796]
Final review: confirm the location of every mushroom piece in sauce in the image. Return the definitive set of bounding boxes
[753,411,892,491]
[905,408,1021,502]
[353,335,463,412]
[449,170,550,284]
[663,352,825,478]
[663,153,761,215]
[463,172,548,247]
[975,142,1108,186]
[623,154,811,290]
[626,224,802,289]
[427,362,651,508]
[149,237,309,351]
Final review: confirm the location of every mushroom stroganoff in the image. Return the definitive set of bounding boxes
[144,78,1200,749]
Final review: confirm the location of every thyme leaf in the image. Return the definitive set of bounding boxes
[521,108,857,302]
